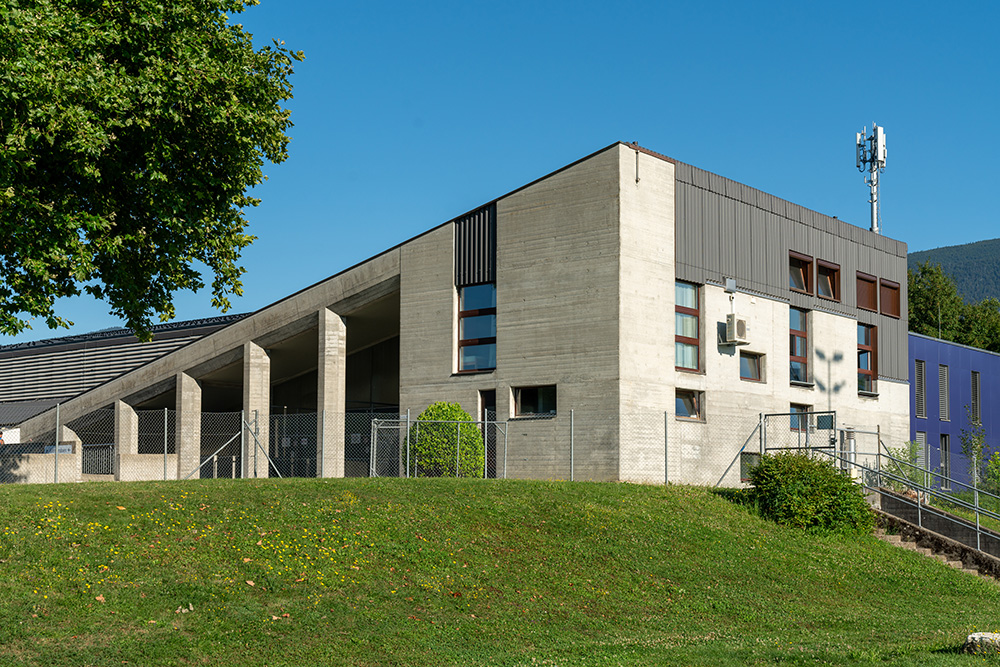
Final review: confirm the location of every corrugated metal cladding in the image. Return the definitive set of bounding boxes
[454,204,497,287]
[674,162,910,382]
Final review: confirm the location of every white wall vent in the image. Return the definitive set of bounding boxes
[725,314,750,345]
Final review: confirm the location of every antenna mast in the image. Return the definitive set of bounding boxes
[856,123,887,234]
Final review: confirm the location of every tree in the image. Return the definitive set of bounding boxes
[0,0,303,338]
[960,297,1000,352]
[960,405,988,486]
[408,402,484,478]
[907,262,965,342]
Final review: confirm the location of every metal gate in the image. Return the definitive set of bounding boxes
[370,417,507,478]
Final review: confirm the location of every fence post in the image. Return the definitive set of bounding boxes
[253,409,259,478]
[319,410,325,479]
[483,413,488,479]
[759,413,765,457]
[664,411,669,485]
[54,403,61,484]
[405,409,411,479]
[239,410,245,480]
[503,425,508,479]
[570,409,575,482]
[456,422,461,477]
[369,418,376,478]
[163,407,169,481]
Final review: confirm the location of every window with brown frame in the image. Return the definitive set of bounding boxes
[789,308,808,384]
[880,279,900,318]
[789,251,813,294]
[458,283,496,372]
[676,389,704,420]
[858,323,877,394]
[739,351,764,382]
[675,281,699,371]
[817,260,840,301]
[856,272,877,311]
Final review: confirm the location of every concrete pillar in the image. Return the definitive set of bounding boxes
[57,426,82,483]
[317,308,347,477]
[243,341,271,478]
[175,372,202,480]
[113,400,139,480]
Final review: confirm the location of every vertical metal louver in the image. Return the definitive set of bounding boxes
[938,364,950,421]
[914,360,926,419]
[972,370,981,422]
[455,204,497,287]
[915,431,927,469]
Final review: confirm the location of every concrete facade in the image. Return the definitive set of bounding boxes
[11,142,910,485]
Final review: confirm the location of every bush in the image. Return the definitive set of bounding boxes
[408,402,484,478]
[747,453,874,535]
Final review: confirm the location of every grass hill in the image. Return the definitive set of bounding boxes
[1,477,998,666]
[909,238,1000,303]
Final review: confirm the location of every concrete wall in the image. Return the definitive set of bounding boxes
[117,454,179,481]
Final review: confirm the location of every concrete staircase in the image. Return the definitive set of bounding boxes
[875,510,1000,583]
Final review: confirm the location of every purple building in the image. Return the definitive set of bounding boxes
[910,332,996,489]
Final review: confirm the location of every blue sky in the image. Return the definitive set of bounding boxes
[5,0,999,344]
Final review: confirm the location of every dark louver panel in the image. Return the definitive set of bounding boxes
[455,204,496,287]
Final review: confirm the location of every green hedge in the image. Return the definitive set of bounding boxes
[747,453,874,535]
[408,402,484,478]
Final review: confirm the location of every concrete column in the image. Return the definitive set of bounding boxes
[57,426,82,483]
[317,308,347,478]
[243,341,271,478]
[175,372,202,480]
[113,400,139,480]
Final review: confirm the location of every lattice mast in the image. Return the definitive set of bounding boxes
[856,123,887,234]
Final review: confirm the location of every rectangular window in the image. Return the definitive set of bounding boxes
[789,251,813,294]
[676,389,703,420]
[972,371,981,423]
[675,281,700,371]
[915,431,927,470]
[880,279,900,318]
[940,434,951,490]
[514,385,556,416]
[739,351,764,382]
[939,364,950,421]
[789,308,808,384]
[857,273,877,311]
[790,403,811,432]
[817,260,841,301]
[857,324,877,394]
[914,360,926,419]
[458,283,496,371]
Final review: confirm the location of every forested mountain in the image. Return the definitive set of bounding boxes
[908,238,1000,303]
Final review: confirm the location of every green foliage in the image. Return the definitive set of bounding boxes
[747,453,874,534]
[884,441,928,493]
[985,451,1000,496]
[0,0,303,338]
[960,405,988,485]
[408,402,484,478]
[907,261,966,342]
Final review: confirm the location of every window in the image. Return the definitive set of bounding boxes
[789,251,813,294]
[789,308,808,384]
[676,389,703,420]
[458,283,496,371]
[939,364,950,421]
[675,281,699,371]
[856,273,877,311]
[857,324,877,394]
[514,385,556,416]
[915,431,927,469]
[972,371,981,423]
[914,360,926,419]
[817,260,841,301]
[940,434,951,489]
[739,351,764,382]
[880,279,900,318]
[790,404,811,432]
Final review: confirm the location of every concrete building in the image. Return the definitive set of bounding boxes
[11,142,911,485]
[909,332,999,489]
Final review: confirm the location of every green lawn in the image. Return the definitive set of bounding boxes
[0,478,997,666]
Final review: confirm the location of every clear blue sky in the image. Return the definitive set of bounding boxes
[5,0,998,344]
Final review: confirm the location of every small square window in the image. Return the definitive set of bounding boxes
[817,260,840,301]
[856,273,877,312]
[514,385,557,416]
[676,389,703,420]
[789,252,813,294]
[739,351,764,382]
[880,279,900,318]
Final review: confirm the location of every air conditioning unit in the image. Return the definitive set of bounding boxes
[725,313,749,344]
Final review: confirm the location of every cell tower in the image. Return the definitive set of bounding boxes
[856,123,887,234]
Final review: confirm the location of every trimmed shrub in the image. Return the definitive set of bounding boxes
[747,453,874,535]
[408,402,484,478]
